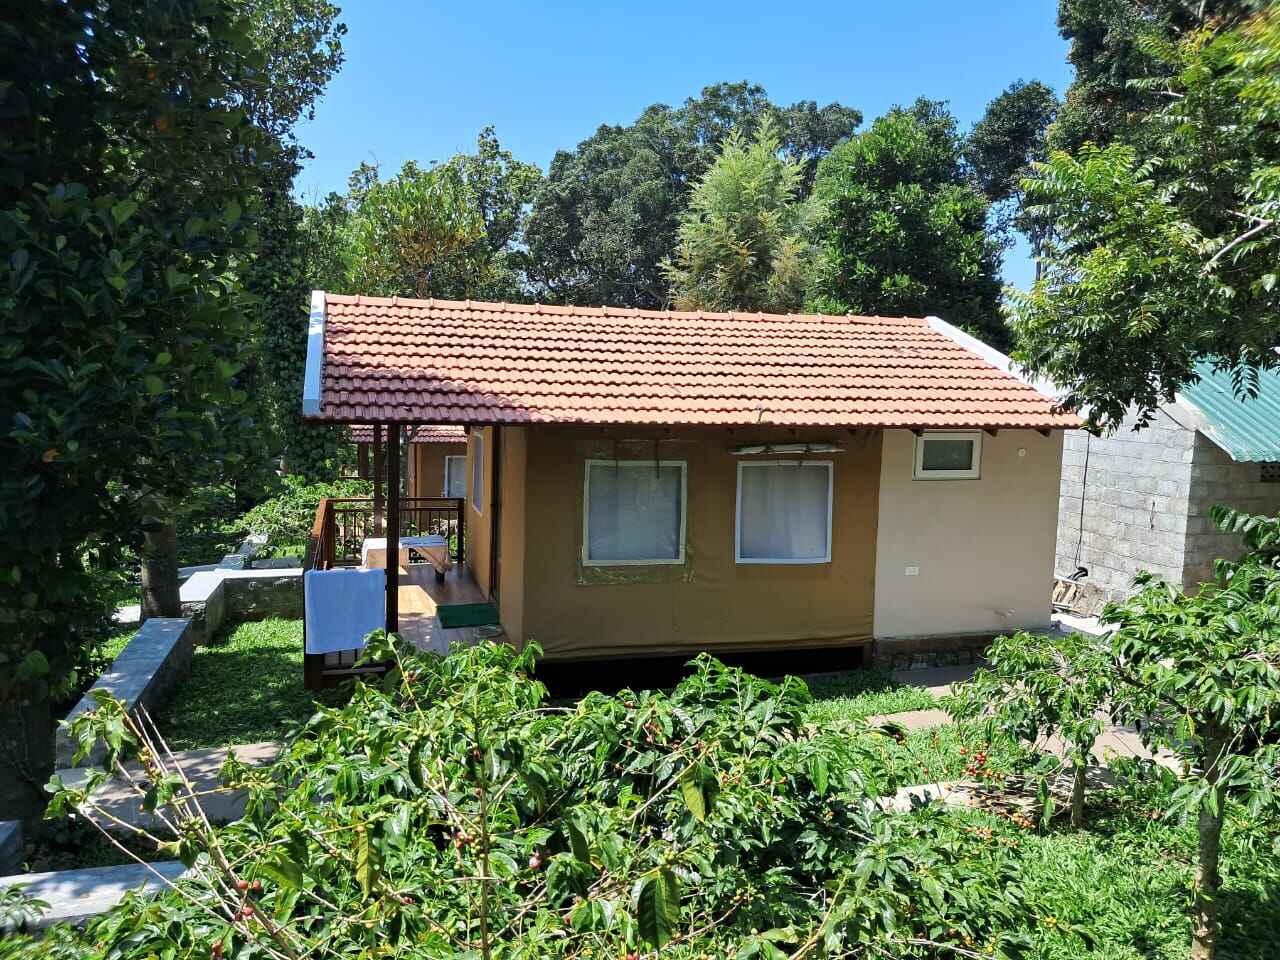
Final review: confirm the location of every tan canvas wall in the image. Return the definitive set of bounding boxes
[873,429,1062,640]
[466,427,493,596]
[409,442,467,499]
[516,425,881,660]
[497,427,527,644]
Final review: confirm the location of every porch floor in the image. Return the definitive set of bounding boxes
[394,563,506,655]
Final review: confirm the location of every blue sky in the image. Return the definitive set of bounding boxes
[296,0,1073,291]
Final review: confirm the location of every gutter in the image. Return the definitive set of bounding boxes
[302,289,325,416]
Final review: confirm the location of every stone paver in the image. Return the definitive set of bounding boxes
[864,708,953,730]
[888,664,977,697]
[56,741,279,834]
[0,861,188,928]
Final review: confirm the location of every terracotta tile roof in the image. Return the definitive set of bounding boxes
[306,293,1079,430]
[349,424,466,444]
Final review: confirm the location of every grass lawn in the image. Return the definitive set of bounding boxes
[801,665,939,721]
[152,618,346,750]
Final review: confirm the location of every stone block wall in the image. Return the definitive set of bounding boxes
[1055,408,1195,613]
[1182,435,1280,589]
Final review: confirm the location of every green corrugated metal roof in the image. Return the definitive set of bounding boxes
[1179,361,1280,462]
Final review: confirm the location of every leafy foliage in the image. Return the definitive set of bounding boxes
[806,99,1005,345]
[526,82,859,308]
[663,119,807,313]
[237,474,371,549]
[1011,5,1280,430]
[39,643,1075,959]
[948,630,1114,825]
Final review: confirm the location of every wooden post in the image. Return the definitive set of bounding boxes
[386,423,400,635]
[358,442,370,479]
[373,424,384,536]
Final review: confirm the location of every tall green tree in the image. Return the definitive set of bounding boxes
[525,82,859,308]
[0,0,279,820]
[1010,6,1280,429]
[241,0,347,480]
[965,79,1060,261]
[806,99,1005,345]
[663,120,807,313]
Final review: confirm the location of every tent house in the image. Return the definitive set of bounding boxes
[302,292,1077,674]
[351,424,468,499]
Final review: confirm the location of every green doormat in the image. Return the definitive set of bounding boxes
[436,602,500,629]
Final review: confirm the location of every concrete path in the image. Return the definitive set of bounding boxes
[865,707,953,730]
[57,741,279,834]
[888,664,977,697]
[0,861,188,928]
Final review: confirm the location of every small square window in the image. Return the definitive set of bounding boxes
[582,460,687,565]
[913,431,981,480]
[1262,463,1280,483]
[470,433,485,512]
[736,461,833,564]
[444,456,467,498]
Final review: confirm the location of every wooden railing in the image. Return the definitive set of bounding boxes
[303,496,465,689]
[304,497,465,572]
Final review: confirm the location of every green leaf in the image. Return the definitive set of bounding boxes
[565,811,590,863]
[259,853,305,890]
[111,199,138,224]
[355,826,380,898]
[632,867,680,947]
[680,768,707,821]
[144,375,165,395]
[155,351,172,367]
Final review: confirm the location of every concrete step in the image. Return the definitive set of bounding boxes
[0,861,188,928]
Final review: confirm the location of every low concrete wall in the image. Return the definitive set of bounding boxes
[180,568,302,645]
[56,619,194,768]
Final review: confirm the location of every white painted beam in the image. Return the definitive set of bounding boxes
[302,289,326,416]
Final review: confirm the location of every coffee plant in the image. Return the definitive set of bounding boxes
[32,639,1095,959]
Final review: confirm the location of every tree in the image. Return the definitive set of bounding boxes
[947,630,1113,827]
[1009,7,1280,430]
[806,99,1006,346]
[663,120,807,313]
[525,82,859,308]
[241,0,347,480]
[0,0,278,820]
[1049,0,1261,155]
[306,129,539,305]
[965,79,1059,261]
[1102,523,1280,960]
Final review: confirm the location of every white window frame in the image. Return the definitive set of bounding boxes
[734,460,834,565]
[912,430,982,480]
[443,455,467,498]
[581,459,688,567]
[470,433,484,513]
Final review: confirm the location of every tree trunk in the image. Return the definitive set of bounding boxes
[140,520,180,620]
[1070,755,1087,827]
[1191,732,1228,960]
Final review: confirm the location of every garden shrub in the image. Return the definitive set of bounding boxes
[235,474,372,552]
[36,640,1092,959]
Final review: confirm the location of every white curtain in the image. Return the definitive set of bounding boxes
[738,463,830,561]
[586,463,683,563]
[445,457,467,498]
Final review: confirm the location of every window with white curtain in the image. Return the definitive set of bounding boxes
[582,460,687,565]
[735,461,833,564]
[444,456,467,498]
[913,431,981,480]
[470,433,484,512]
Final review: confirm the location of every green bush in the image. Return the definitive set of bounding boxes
[236,475,371,551]
[41,641,1085,959]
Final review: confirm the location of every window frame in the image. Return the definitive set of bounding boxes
[734,459,834,565]
[581,459,688,567]
[470,433,484,513]
[912,431,982,481]
[443,455,467,498]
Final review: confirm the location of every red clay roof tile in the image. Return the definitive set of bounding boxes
[307,293,1078,430]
